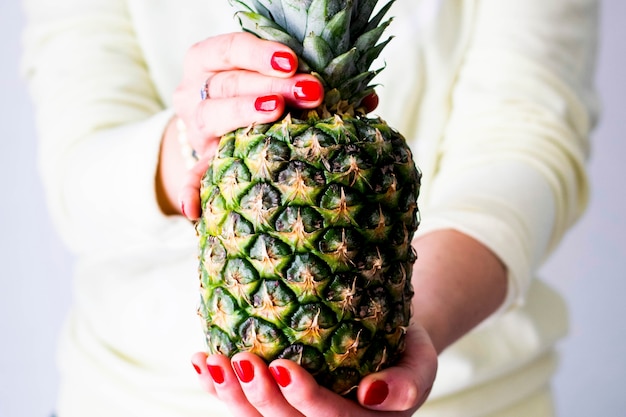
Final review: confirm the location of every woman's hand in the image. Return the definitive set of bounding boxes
[158,32,325,218]
[191,321,437,417]
[188,230,508,415]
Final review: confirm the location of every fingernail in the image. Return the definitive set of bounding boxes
[232,360,254,383]
[207,364,225,384]
[180,201,187,217]
[192,363,202,374]
[269,365,291,387]
[363,380,389,406]
[361,92,379,112]
[255,95,279,112]
[271,51,296,73]
[294,80,323,102]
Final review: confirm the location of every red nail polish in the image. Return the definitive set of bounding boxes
[271,51,296,73]
[294,80,323,102]
[207,364,225,384]
[363,380,389,406]
[192,363,202,374]
[255,95,279,112]
[361,92,379,112]
[180,201,187,217]
[269,365,291,387]
[233,360,254,383]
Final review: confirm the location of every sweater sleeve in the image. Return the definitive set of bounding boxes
[21,0,179,254]
[417,0,599,310]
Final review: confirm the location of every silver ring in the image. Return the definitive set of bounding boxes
[200,77,211,100]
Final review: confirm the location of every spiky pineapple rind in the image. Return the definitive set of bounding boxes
[198,112,420,395]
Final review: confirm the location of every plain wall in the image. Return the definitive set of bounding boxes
[1,1,624,417]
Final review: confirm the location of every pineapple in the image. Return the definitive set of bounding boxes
[196,0,421,395]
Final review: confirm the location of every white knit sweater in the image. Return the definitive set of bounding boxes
[21,0,598,415]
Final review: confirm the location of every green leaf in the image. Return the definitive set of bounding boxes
[302,34,334,73]
[363,0,395,34]
[305,0,329,36]
[321,2,352,55]
[356,36,391,72]
[252,0,287,28]
[354,18,391,55]
[282,0,313,41]
[323,48,358,87]
[349,0,378,37]
[337,70,378,98]
[237,11,303,54]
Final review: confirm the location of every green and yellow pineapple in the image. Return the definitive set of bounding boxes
[196,0,421,395]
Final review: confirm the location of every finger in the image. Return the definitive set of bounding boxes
[357,326,437,411]
[191,352,217,396]
[203,72,323,108]
[179,150,215,221]
[186,32,297,80]
[361,92,379,113]
[196,94,285,140]
[269,359,376,417]
[231,353,305,417]
[206,354,265,417]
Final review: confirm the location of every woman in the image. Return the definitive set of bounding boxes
[21,0,598,416]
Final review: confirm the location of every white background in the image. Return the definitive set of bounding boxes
[1,1,624,416]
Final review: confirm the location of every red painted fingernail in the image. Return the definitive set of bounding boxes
[361,92,379,112]
[294,80,323,102]
[269,365,291,387]
[363,380,389,406]
[233,360,254,383]
[255,95,279,112]
[192,363,202,374]
[271,51,296,73]
[207,364,225,384]
[180,201,187,217]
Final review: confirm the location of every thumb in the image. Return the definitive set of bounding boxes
[178,152,214,220]
[357,324,438,411]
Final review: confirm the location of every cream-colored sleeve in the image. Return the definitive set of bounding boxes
[21,0,177,254]
[417,0,599,310]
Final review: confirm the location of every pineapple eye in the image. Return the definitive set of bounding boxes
[249,234,292,261]
[275,160,326,205]
[238,183,282,230]
[238,317,289,359]
[317,227,361,272]
[222,258,259,286]
[249,279,297,327]
[214,159,251,183]
[205,327,237,357]
[284,253,331,302]
[274,206,324,233]
[247,137,291,163]
[318,184,363,227]
[216,134,236,158]
[289,303,337,330]
[278,343,327,376]
[324,273,364,320]
[248,234,292,278]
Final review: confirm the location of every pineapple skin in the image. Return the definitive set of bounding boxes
[197,112,421,395]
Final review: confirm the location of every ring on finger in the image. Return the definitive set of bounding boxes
[200,76,213,100]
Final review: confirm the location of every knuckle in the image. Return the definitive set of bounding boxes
[210,71,240,99]
[286,384,324,413]
[184,40,204,70]
[215,33,238,68]
[196,103,215,137]
[246,392,276,409]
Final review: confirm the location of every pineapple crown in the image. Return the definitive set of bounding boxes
[230,0,395,114]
